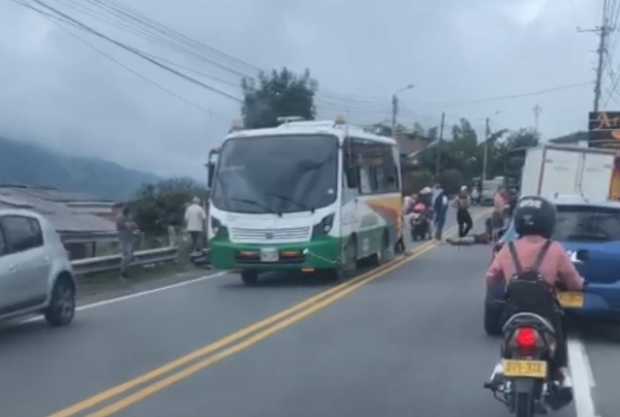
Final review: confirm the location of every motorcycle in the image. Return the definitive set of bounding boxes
[410,203,431,241]
[484,280,574,416]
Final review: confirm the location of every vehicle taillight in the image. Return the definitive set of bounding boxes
[515,327,538,351]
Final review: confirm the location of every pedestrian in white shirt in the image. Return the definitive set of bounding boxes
[185,196,206,253]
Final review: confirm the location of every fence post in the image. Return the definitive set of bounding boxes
[168,226,178,247]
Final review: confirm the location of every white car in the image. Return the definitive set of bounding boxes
[0,209,76,325]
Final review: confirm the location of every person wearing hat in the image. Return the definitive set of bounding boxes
[185,196,207,253]
[454,185,473,237]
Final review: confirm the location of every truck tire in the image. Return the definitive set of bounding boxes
[241,270,259,286]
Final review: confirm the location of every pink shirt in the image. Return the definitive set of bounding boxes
[486,236,584,290]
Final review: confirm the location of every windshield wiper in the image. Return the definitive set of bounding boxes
[268,193,315,213]
[230,197,281,217]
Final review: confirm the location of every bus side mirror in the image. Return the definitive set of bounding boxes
[207,162,215,189]
[207,148,220,190]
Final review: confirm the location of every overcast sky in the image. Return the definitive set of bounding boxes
[0,0,605,179]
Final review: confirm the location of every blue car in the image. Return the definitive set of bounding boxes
[485,195,620,334]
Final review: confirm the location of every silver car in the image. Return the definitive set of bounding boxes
[0,209,76,325]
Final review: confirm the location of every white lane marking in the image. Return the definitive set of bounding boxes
[21,271,229,324]
[77,271,229,312]
[568,336,599,417]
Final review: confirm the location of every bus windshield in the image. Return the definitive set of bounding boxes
[211,135,338,214]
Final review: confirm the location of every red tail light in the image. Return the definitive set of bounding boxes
[515,327,538,351]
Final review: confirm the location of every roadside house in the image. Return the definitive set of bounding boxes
[0,185,118,259]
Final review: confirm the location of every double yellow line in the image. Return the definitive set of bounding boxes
[48,240,439,417]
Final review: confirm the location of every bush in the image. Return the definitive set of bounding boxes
[131,178,207,236]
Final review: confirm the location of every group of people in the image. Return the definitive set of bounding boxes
[403,183,475,243]
[114,196,207,278]
[403,184,450,242]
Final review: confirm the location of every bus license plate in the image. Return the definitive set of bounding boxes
[503,359,547,379]
[558,291,584,309]
[260,248,279,262]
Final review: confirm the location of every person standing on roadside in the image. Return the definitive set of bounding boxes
[185,196,206,253]
[491,186,507,240]
[454,185,473,237]
[433,184,449,240]
[116,204,139,278]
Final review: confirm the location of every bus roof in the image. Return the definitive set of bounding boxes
[226,120,396,145]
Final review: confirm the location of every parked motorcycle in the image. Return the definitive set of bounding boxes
[410,203,431,241]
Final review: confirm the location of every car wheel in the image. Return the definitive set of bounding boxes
[45,277,75,327]
[484,301,504,336]
[241,270,259,286]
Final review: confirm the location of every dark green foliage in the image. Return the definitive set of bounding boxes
[242,68,317,128]
[132,178,207,235]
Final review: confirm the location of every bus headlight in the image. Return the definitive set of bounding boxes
[312,214,335,237]
[210,216,228,238]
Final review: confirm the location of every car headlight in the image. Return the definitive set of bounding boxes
[312,214,335,238]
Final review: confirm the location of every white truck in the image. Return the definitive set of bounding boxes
[520,144,616,201]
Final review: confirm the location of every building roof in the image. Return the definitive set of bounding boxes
[395,135,429,157]
[0,185,116,239]
[549,131,589,145]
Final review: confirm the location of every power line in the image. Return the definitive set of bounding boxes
[52,0,257,79]
[29,0,386,110]
[14,0,242,102]
[12,0,227,117]
[88,0,261,74]
[417,82,593,107]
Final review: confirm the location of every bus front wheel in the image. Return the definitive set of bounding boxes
[241,270,259,285]
[330,236,357,281]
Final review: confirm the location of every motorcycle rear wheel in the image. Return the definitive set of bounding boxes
[515,392,533,417]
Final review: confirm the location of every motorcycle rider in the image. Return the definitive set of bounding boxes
[486,196,584,393]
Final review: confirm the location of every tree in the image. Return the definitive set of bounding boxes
[505,128,540,149]
[131,178,207,236]
[403,170,433,195]
[241,68,318,128]
[438,168,465,195]
[491,128,539,181]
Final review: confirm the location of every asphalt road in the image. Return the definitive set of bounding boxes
[0,208,616,417]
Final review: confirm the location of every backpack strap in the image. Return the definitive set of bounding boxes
[532,239,553,273]
[507,241,523,276]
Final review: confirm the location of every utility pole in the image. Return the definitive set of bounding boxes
[579,1,612,112]
[482,117,490,182]
[533,104,542,132]
[391,94,398,139]
[435,112,445,177]
[390,84,414,140]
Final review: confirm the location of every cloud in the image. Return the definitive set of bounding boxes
[0,0,605,179]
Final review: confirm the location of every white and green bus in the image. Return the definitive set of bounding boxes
[207,119,403,285]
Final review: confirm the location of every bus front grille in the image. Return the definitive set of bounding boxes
[230,227,311,243]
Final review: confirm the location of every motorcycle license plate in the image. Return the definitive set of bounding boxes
[503,359,547,379]
[260,248,279,263]
[557,291,584,309]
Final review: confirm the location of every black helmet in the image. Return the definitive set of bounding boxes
[514,196,556,238]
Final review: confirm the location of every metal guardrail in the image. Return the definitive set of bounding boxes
[71,246,178,276]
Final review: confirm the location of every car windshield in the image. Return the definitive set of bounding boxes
[554,205,620,242]
[211,135,338,214]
